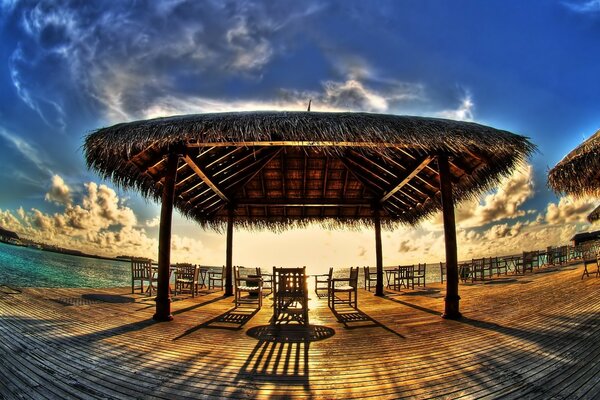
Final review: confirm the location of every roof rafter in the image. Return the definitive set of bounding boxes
[183,155,230,204]
[380,156,433,204]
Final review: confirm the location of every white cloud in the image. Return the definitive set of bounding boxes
[563,0,600,13]
[0,126,53,176]
[445,164,535,228]
[145,216,160,228]
[1,175,215,263]
[545,196,597,225]
[45,174,71,205]
[437,93,474,121]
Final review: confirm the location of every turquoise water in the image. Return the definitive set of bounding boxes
[0,242,131,288]
[0,241,444,289]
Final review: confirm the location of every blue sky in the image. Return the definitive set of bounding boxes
[1,0,600,271]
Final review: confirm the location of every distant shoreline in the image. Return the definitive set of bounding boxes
[0,240,131,264]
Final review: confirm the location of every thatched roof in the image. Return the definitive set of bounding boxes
[84,111,534,231]
[548,129,600,197]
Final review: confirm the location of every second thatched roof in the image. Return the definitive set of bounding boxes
[84,111,535,231]
[548,129,600,197]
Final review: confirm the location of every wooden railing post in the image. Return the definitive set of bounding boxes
[374,208,384,296]
[153,152,178,322]
[438,154,462,320]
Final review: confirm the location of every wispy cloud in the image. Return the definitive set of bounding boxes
[437,92,474,121]
[563,0,600,13]
[0,126,53,177]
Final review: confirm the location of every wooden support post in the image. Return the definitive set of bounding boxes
[153,152,178,322]
[224,206,234,296]
[438,154,462,320]
[374,208,384,296]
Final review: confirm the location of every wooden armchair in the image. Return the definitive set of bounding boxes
[175,264,199,297]
[581,255,600,279]
[471,258,486,282]
[414,263,426,287]
[363,266,377,291]
[393,265,415,290]
[208,266,225,290]
[521,251,538,274]
[234,266,262,308]
[273,267,309,324]
[131,258,151,294]
[314,268,332,296]
[328,267,359,309]
[255,267,272,295]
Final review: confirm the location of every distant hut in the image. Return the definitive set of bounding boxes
[0,227,19,244]
[571,230,600,247]
[85,111,534,321]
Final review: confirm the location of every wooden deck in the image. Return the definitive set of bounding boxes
[1,263,600,399]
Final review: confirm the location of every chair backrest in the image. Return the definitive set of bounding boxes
[472,258,485,268]
[363,266,370,279]
[273,267,307,298]
[417,263,426,275]
[176,263,197,281]
[349,267,359,288]
[132,258,151,279]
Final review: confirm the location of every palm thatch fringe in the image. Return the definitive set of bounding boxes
[548,129,600,197]
[84,111,535,231]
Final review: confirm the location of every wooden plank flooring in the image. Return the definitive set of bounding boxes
[1,264,600,399]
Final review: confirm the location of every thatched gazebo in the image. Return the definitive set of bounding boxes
[548,129,600,197]
[84,111,534,322]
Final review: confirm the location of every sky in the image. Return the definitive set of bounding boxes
[1,0,600,274]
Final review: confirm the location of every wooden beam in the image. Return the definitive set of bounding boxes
[235,199,371,207]
[438,154,461,320]
[380,157,432,204]
[183,155,229,204]
[374,208,384,296]
[187,141,413,148]
[222,148,283,190]
[225,207,234,297]
[338,157,385,193]
[153,153,178,322]
[205,146,243,170]
[347,149,398,179]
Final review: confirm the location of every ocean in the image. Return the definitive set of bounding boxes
[0,241,443,288]
[0,242,131,288]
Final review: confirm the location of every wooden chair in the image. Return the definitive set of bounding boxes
[363,266,377,291]
[328,267,359,309]
[492,257,507,276]
[131,258,151,294]
[414,263,426,287]
[471,258,486,282]
[394,265,415,289]
[235,266,262,308]
[521,251,538,274]
[440,262,446,284]
[174,264,199,297]
[255,267,272,295]
[314,268,332,295]
[273,267,309,324]
[208,266,225,290]
[581,256,600,279]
